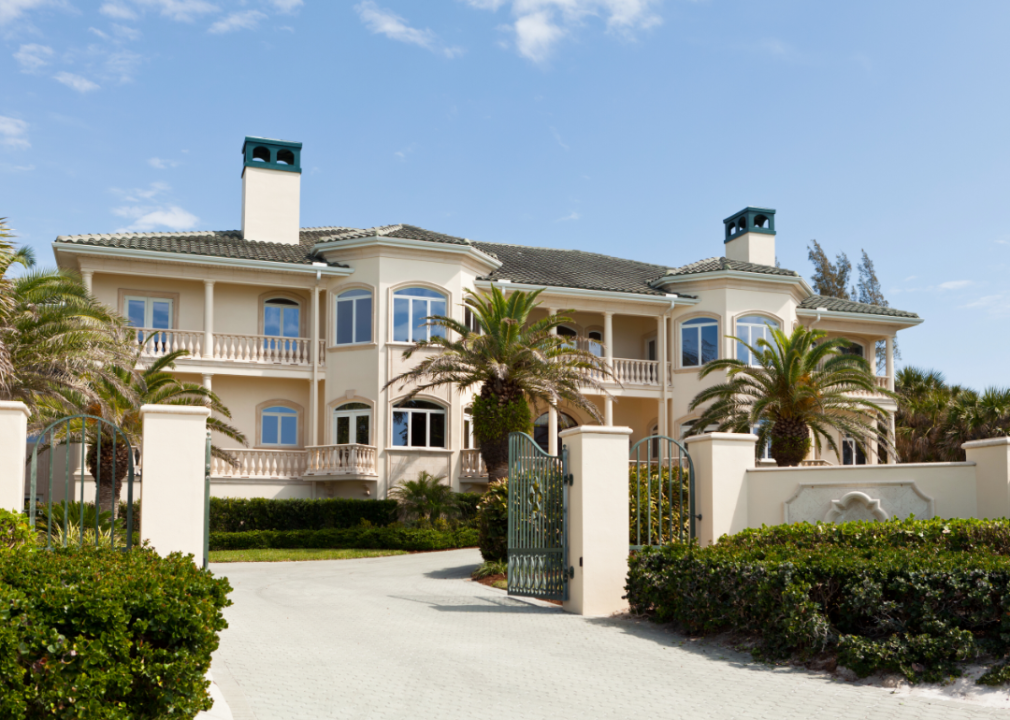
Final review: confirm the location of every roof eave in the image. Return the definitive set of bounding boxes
[313,235,502,270]
[473,279,698,306]
[656,270,815,296]
[796,307,923,327]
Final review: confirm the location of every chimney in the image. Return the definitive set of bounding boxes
[241,136,302,245]
[723,207,776,266]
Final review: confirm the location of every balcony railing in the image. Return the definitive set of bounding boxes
[304,444,378,477]
[135,329,325,367]
[848,376,892,397]
[210,448,308,479]
[461,449,487,478]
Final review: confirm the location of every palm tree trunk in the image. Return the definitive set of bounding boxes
[480,435,509,483]
[771,417,812,467]
[86,439,131,518]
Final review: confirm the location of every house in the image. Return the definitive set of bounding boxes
[51,137,922,500]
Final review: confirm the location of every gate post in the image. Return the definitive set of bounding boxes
[560,425,633,617]
[0,401,30,512]
[684,432,757,547]
[140,405,210,560]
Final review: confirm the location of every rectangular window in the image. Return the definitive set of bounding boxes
[411,299,427,342]
[681,320,719,367]
[262,418,279,445]
[336,301,353,345]
[392,411,409,446]
[410,412,427,447]
[355,414,370,444]
[336,416,350,445]
[682,328,699,367]
[280,415,298,446]
[429,413,445,448]
[393,298,411,342]
[336,291,373,346]
[125,296,173,329]
[355,297,372,343]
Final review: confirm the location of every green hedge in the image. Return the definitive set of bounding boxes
[0,546,231,718]
[209,525,479,552]
[476,480,508,562]
[627,533,1010,685]
[209,497,398,532]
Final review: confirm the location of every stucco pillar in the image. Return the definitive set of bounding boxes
[0,402,29,513]
[560,425,633,616]
[80,269,94,294]
[547,308,558,455]
[963,437,1010,519]
[310,286,320,447]
[603,312,614,426]
[202,374,213,405]
[885,336,894,391]
[203,280,215,360]
[657,314,667,439]
[684,432,757,547]
[140,405,210,561]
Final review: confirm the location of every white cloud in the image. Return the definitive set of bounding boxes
[130,0,218,22]
[113,23,142,40]
[996,239,1010,246]
[100,2,138,20]
[208,9,266,33]
[0,0,52,25]
[464,0,661,63]
[114,205,199,231]
[13,43,53,73]
[113,181,171,202]
[148,157,181,169]
[961,294,1010,316]
[939,280,973,291]
[54,71,100,93]
[105,49,143,81]
[89,26,111,39]
[356,1,462,58]
[0,163,34,171]
[0,116,30,149]
[268,0,302,12]
[557,211,580,221]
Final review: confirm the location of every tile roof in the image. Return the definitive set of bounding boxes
[473,242,673,297]
[662,257,800,278]
[314,224,473,246]
[799,295,919,319]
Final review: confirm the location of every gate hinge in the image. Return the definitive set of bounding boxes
[564,473,574,486]
[696,513,703,521]
[564,566,575,580]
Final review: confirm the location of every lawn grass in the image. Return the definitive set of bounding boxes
[208,548,409,563]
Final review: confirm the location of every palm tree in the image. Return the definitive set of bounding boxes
[894,367,964,463]
[687,325,891,466]
[388,471,461,524]
[942,386,1010,459]
[0,220,133,417]
[384,286,612,481]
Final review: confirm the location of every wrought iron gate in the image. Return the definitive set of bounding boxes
[629,435,697,548]
[29,415,136,550]
[507,432,570,600]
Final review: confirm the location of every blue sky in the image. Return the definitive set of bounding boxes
[2,0,1008,388]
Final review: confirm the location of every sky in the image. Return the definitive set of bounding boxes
[2,0,1009,389]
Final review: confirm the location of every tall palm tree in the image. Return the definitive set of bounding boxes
[687,325,891,466]
[384,286,612,481]
[942,386,1010,460]
[0,220,132,417]
[893,367,964,463]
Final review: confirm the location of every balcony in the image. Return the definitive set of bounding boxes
[304,444,378,477]
[847,376,892,397]
[135,328,325,368]
[211,449,308,479]
[461,449,487,478]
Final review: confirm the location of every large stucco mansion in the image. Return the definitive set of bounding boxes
[52,137,922,500]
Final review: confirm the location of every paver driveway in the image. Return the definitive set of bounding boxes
[210,549,1005,720]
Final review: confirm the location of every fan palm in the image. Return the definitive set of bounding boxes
[388,471,461,524]
[384,286,612,481]
[687,325,892,466]
[893,367,964,463]
[942,386,1010,459]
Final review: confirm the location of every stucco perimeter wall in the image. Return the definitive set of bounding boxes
[747,463,978,528]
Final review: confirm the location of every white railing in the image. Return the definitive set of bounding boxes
[214,333,312,365]
[319,340,326,366]
[848,376,892,397]
[135,328,204,359]
[211,448,308,479]
[612,358,663,386]
[304,444,378,477]
[461,449,487,478]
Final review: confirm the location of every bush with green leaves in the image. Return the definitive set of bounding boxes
[628,464,691,546]
[627,524,1010,685]
[0,546,231,718]
[476,478,509,562]
[0,509,32,551]
[209,497,397,532]
[209,524,478,552]
[388,472,462,525]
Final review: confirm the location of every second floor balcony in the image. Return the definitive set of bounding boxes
[135,328,325,368]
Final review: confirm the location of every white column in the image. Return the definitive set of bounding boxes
[203,280,215,360]
[547,308,558,455]
[81,269,94,294]
[657,314,667,439]
[0,402,29,513]
[202,374,213,408]
[603,312,614,426]
[885,335,895,391]
[561,425,633,616]
[140,405,210,562]
[888,412,897,464]
[310,286,321,447]
[684,432,757,547]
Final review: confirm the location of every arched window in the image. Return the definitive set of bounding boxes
[681,317,718,367]
[839,340,864,358]
[334,402,371,445]
[736,315,779,365]
[335,289,372,345]
[393,287,447,342]
[261,406,298,447]
[392,399,446,448]
[533,412,578,453]
[264,297,301,354]
[587,330,603,357]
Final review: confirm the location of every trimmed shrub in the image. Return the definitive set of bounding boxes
[456,492,482,523]
[209,497,398,532]
[0,509,32,551]
[626,537,1010,684]
[0,546,231,718]
[477,479,508,562]
[209,525,478,552]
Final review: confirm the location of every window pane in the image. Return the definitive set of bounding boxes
[151,301,171,329]
[280,415,298,445]
[701,324,718,364]
[463,418,471,450]
[355,415,369,445]
[430,300,446,338]
[392,412,408,446]
[411,412,427,447]
[682,326,699,367]
[411,299,427,342]
[283,307,300,338]
[336,300,353,345]
[264,306,281,337]
[393,298,410,342]
[355,297,372,343]
[843,440,853,465]
[127,299,145,328]
[429,412,445,448]
[336,416,350,444]
[262,416,278,445]
[647,339,656,361]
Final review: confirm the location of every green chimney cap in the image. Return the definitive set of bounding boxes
[242,136,302,174]
[724,207,775,242]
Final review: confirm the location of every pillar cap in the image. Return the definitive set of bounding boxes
[962,436,1010,450]
[684,432,758,445]
[0,401,30,418]
[140,404,211,417]
[559,425,632,439]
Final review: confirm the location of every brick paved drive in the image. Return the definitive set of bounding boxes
[210,549,1004,720]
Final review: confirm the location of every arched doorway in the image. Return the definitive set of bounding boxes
[533,411,579,453]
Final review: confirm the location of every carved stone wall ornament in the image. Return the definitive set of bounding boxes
[783,482,934,525]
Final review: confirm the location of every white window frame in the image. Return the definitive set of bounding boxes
[736,315,779,366]
[261,406,299,448]
[391,401,447,449]
[333,403,372,445]
[264,298,301,339]
[463,408,479,450]
[392,287,448,343]
[334,289,373,346]
[680,317,719,368]
[125,295,173,329]
[842,436,867,466]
